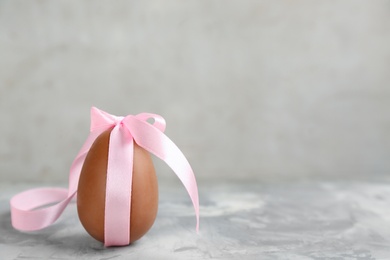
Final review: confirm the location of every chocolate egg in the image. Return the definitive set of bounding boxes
[77,128,158,244]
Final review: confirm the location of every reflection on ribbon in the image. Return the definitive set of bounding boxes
[10,107,199,247]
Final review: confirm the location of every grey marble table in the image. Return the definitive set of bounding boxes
[1,180,390,260]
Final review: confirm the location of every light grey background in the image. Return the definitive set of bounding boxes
[1,0,389,183]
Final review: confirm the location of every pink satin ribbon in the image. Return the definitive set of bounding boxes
[10,107,199,247]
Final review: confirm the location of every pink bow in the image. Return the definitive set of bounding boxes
[10,107,199,246]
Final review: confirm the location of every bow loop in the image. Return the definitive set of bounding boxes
[90,107,123,131]
[135,113,166,132]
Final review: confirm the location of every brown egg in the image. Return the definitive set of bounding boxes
[77,128,158,244]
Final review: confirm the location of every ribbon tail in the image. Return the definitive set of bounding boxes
[68,129,108,196]
[124,117,200,232]
[10,128,108,232]
[10,188,74,231]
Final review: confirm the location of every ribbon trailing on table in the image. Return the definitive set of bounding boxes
[10,107,199,246]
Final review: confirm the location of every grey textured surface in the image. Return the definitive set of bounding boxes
[2,180,390,259]
[1,0,390,183]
